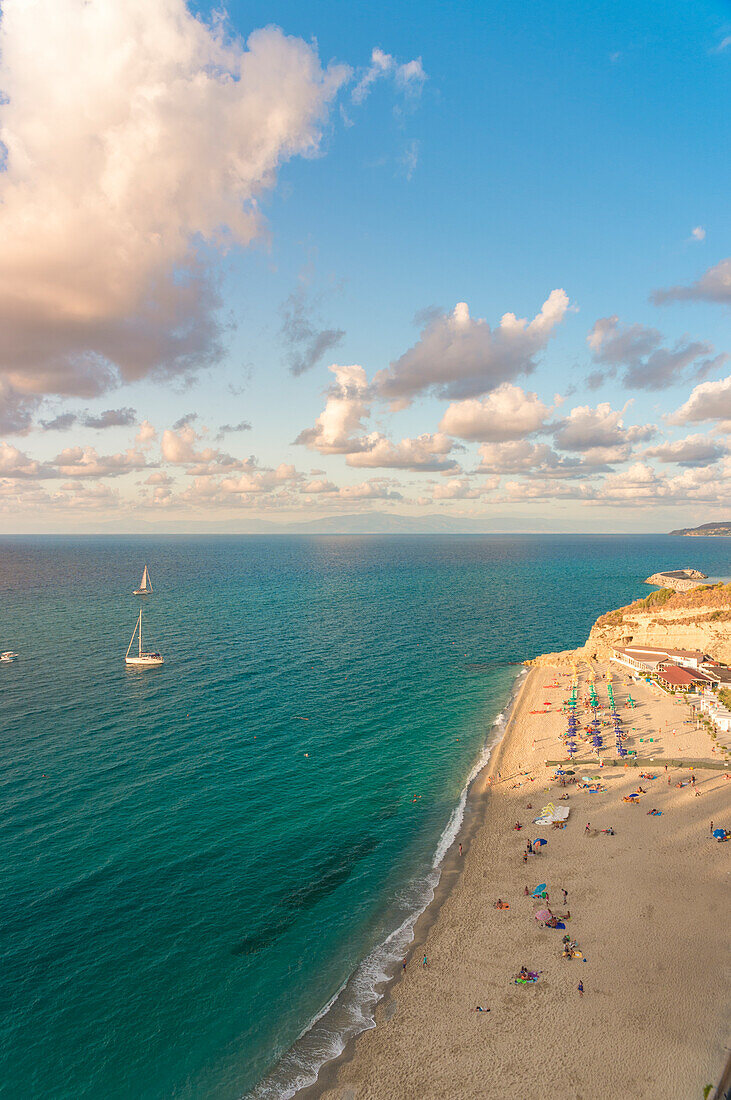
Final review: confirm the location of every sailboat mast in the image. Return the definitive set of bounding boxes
[139,610,143,657]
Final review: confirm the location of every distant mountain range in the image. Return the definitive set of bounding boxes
[57,510,558,536]
[670,521,731,537]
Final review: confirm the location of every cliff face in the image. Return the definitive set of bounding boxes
[529,583,731,667]
[645,568,707,593]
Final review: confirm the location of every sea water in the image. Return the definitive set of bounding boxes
[1,535,728,1099]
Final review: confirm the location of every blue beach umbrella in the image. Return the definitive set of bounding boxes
[712,829,725,839]
[532,883,547,895]
[533,838,547,846]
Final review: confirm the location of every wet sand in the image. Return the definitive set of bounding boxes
[312,664,731,1100]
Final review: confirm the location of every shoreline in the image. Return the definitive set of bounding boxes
[293,666,534,1100]
[312,660,730,1100]
[250,666,530,1100]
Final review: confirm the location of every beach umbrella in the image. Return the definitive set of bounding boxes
[712,829,725,839]
[532,883,547,895]
[534,908,552,922]
[533,838,547,846]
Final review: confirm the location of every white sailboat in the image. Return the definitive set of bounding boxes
[133,564,152,595]
[125,610,163,667]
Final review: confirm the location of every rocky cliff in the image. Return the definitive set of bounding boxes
[644,568,707,593]
[528,583,731,668]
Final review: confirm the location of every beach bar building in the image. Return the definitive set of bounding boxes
[655,663,709,691]
[611,645,709,675]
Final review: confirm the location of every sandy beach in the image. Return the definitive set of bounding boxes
[312,663,731,1100]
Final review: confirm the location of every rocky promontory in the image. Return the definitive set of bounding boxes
[528,581,731,668]
[670,521,731,536]
[644,568,707,593]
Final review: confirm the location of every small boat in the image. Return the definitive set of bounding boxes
[125,610,163,668]
[1,651,18,663]
[133,565,153,596]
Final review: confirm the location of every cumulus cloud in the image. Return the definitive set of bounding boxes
[0,442,43,478]
[643,434,727,467]
[439,383,555,441]
[430,477,499,500]
[53,445,149,479]
[601,462,665,501]
[218,462,300,496]
[0,2,348,415]
[0,439,148,479]
[691,226,706,242]
[345,432,460,471]
[160,421,243,473]
[294,364,371,454]
[352,48,426,104]
[135,420,157,448]
[668,375,731,428]
[280,283,345,376]
[587,316,725,390]
[374,291,569,406]
[651,258,731,305]
[477,440,568,475]
[553,403,655,459]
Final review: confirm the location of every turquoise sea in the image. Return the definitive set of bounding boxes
[2,534,729,1099]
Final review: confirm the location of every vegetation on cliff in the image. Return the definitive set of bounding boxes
[596,583,731,628]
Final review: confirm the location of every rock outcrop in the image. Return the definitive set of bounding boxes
[528,583,731,668]
[645,568,707,593]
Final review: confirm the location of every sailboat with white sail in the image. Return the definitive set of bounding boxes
[125,610,163,667]
[134,565,152,595]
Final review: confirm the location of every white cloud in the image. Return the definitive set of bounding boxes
[476,440,562,474]
[0,2,347,413]
[587,315,725,390]
[691,226,706,242]
[135,420,157,448]
[601,461,663,501]
[352,48,426,104]
[294,364,371,454]
[219,463,300,496]
[53,445,149,478]
[668,375,731,428]
[644,434,727,467]
[375,291,569,406]
[0,442,42,478]
[345,432,460,471]
[554,402,655,456]
[439,383,554,441]
[430,477,497,500]
[652,258,731,305]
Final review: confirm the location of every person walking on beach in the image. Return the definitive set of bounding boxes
[578,980,584,996]
[422,953,428,968]
[459,843,463,856]
[585,822,590,834]
[562,888,568,904]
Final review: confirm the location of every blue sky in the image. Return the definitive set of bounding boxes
[0,0,729,530]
